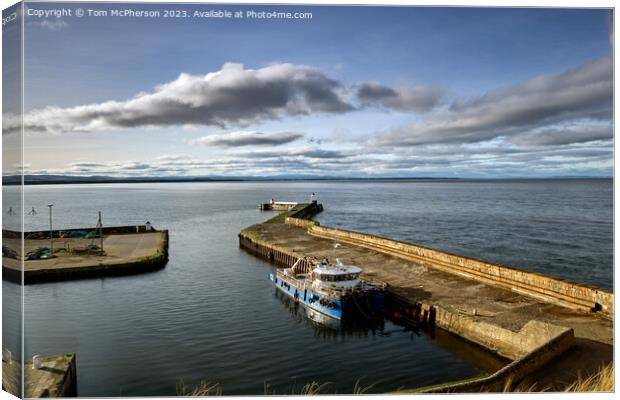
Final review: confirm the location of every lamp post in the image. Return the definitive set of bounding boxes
[98,211,104,251]
[47,204,54,254]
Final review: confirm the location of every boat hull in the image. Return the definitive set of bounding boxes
[269,272,383,321]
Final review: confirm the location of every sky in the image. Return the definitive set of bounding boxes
[2,3,614,178]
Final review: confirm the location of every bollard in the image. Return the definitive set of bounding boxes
[32,355,42,369]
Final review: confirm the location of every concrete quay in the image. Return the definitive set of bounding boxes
[239,203,613,392]
[2,226,169,284]
[259,200,300,211]
[2,353,77,397]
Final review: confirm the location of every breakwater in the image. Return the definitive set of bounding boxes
[239,202,613,391]
[308,224,612,318]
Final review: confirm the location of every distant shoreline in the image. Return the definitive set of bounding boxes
[1,176,613,186]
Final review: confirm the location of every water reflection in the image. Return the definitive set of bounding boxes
[273,289,420,340]
[19,181,594,395]
[274,288,507,375]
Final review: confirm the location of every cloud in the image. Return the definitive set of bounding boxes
[4,63,353,135]
[2,113,21,135]
[240,146,347,160]
[510,122,612,146]
[19,136,612,179]
[357,82,443,112]
[69,162,107,168]
[307,136,326,145]
[5,62,441,136]
[371,56,613,147]
[189,131,303,147]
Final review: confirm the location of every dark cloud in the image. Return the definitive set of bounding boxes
[69,162,107,168]
[307,136,326,145]
[510,124,612,146]
[240,147,347,159]
[190,131,303,147]
[5,63,441,136]
[357,82,443,112]
[5,63,354,135]
[371,56,613,147]
[121,162,152,170]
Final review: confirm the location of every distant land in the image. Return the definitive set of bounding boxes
[1,174,612,185]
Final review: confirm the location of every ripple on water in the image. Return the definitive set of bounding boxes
[13,180,610,396]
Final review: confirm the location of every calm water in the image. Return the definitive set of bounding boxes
[2,179,612,396]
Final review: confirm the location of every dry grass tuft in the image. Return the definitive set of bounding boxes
[183,378,374,396]
[299,381,333,395]
[500,375,542,393]
[177,381,222,396]
[564,363,613,392]
[177,366,613,397]
[353,377,375,394]
[499,363,613,393]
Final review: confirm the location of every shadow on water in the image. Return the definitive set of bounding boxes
[19,181,605,395]
[426,326,509,374]
[274,289,508,375]
[274,289,388,338]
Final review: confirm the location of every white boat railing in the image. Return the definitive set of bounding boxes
[276,269,307,291]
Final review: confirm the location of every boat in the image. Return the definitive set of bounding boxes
[274,288,387,336]
[269,257,385,320]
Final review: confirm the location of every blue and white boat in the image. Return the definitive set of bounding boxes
[269,257,385,320]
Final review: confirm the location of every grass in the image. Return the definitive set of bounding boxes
[177,381,222,396]
[353,377,376,394]
[500,376,546,393]
[563,363,614,392]
[180,378,375,396]
[502,363,614,393]
[177,366,613,396]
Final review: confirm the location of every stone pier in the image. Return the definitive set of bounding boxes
[239,203,613,392]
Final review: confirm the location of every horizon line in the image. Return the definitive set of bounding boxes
[1,174,613,186]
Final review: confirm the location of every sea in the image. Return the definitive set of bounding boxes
[1,179,613,395]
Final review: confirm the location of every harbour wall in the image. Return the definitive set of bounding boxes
[239,218,576,389]
[3,225,161,241]
[248,203,613,320]
[2,353,77,397]
[4,224,160,240]
[28,354,78,398]
[3,230,169,284]
[239,203,588,391]
[239,233,315,272]
[287,202,323,219]
[259,203,295,211]
[27,230,168,284]
[305,223,613,318]
[239,224,574,359]
[413,323,574,393]
[259,200,320,212]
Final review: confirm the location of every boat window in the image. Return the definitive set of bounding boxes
[314,272,360,281]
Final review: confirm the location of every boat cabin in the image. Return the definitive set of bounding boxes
[311,260,362,289]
